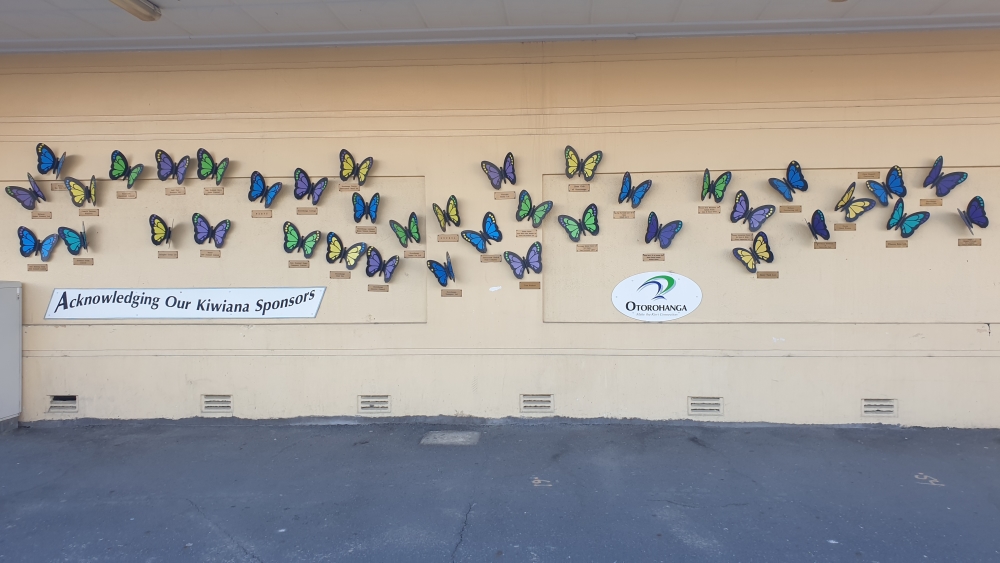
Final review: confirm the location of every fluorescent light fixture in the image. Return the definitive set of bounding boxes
[108,0,161,21]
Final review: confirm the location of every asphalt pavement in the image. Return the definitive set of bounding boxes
[1,419,998,562]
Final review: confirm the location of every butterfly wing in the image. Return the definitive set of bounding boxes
[564,146,580,178]
[39,233,59,261]
[866,180,890,206]
[582,204,599,235]
[503,251,527,279]
[618,172,633,204]
[310,177,328,206]
[934,172,968,198]
[809,210,830,241]
[6,187,37,210]
[58,227,83,255]
[352,192,366,223]
[516,190,532,222]
[630,180,652,209]
[886,199,905,231]
[214,158,229,185]
[885,166,907,198]
[366,247,382,277]
[344,242,367,270]
[126,164,143,189]
[212,220,231,248]
[175,156,190,184]
[924,156,944,188]
[150,214,170,246]
[530,201,553,228]
[503,152,516,184]
[747,205,776,232]
[283,221,301,253]
[461,230,488,253]
[557,215,582,242]
[786,161,807,192]
[732,248,758,273]
[768,178,794,202]
[196,148,215,181]
[967,196,988,228]
[64,177,87,207]
[445,252,455,282]
[18,226,38,257]
[263,179,283,208]
[155,149,175,181]
[483,211,502,242]
[712,171,732,203]
[382,256,399,282]
[645,211,660,244]
[835,183,855,211]
[447,195,460,227]
[36,144,56,174]
[753,232,774,263]
[389,220,409,248]
[481,160,504,189]
[899,212,930,238]
[192,214,211,245]
[958,209,974,234]
[326,232,344,263]
[427,259,451,286]
[432,203,448,232]
[700,169,711,201]
[658,220,683,249]
[27,173,45,202]
[730,190,749,223]
[87,176,97,206]
[356,157,373,186]
[339,149,356,181]
[367,192,380,222]
[408,212,420,243]
[301,230,321,258]
[294,168,311,200]
[249,171,266,202]
[525,241,542,273]
[110,150,128,181]
[581,151,603,181]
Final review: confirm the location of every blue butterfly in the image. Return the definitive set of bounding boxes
[58,224,89,255]
[618,172,652,209]
[958,196,988,234]
[645,212,682,249]
[36,143,66,178]
[886,198,929,238]
[807,209,830,241]
[924,156,968,198]
[352,192,380,223]
[461,211,502,253]
[248,171,282,208]
[426,252,456,287]
[730,190,775,232]
[18,226,59,261]
[768,161,808,201]
[866,166,907,206]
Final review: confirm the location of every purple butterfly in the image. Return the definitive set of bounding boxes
[5,173,46,210]
[192,213,231,248]
[294,168,329,206]
[923,156,968,198]
[366,246,399,282]
[730,190,775,232]
[645,212,683,249]
[155,150,190,184]
[503,242,542,279]
[481,152,516,189]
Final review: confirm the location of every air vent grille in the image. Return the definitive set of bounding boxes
[48,395,78,413]
[520,394,554,414]
[862,398,897,417]
[358,395,391,414]
[688,396,723,416]
[201,394,233,415]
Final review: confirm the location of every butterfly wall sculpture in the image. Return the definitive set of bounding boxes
[192,214,231,248]
[155,150,190,184]
[326,232,367,268]
[958,196,988,234]
[924,156,968,198]
[730,190,774,232]
[5,174,46,210]
[427,252,456,287]
[564,146,602,181]
[732,232,774,273]
[36,143,66,178]
[482,152,515,189]
[768,161,807,201]
[503,242,542,279]
[645,212,682,249]
[109,150,143,189]
[557,204,599,242]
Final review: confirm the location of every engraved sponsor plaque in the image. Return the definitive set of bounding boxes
[204,187,224,196]
[698,205,721,214]
[200,249,221,258]
[920,198,943,207]
[834,223,856,231]
[158,251,178,259]
[404,250,425,258]
[886,240,908,248]
[613,210,635,219]
[288,260,310,268]
[73,257,94,265]
[28,264,48,272]
[494,191,516,200]
[339,183,359,192]
[441,289,463,297]
[480,254,502,263]
[251,210,272,218]
[576,244,598,252]
[116,190,137,199]
[79,209,99,217]
[165,186,185,196]
[642,253,665,261]
[779,205,802,213]
[330,271,351,279]
[356,226,377,235]
[296,207,318,215]
[858,171,880,180]
[731,233,752,241]
[519,281,541,289]
[814,241,836,249]
[438,234,459,242]
[515,229,537,238]
[958,238,982,247]
[568,184,590,192]
[31,211,52,219]
[50,182,65,192]
[368,284,389,292]
[756,271,779,279]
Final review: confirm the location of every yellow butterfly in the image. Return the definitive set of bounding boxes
[432,195,461,232]
[339,149,374,186]
[149,214,172,246]
[326,232,368,270]
[65,175,97,207]
[732,231,774,273]
[835,182,876,222]
[564,146,603,181]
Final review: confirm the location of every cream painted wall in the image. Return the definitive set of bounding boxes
[1,30,998,425]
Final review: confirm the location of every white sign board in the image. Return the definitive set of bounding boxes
[44,287,325,320]
[611,272,702,322]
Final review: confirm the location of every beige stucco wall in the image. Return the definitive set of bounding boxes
[2,30,999,425]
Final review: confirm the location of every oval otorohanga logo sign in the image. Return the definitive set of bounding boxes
[611,272,702,322]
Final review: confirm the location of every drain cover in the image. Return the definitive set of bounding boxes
[420,431,481,446]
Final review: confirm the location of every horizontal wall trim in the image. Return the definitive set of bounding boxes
[21,349,1000,358]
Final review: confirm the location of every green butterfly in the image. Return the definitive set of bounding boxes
[196,148,229,185]
[109,150,144,189]
[389,212,420,248]
[283,221,322,258]
[556,203,599,242]
[701,169,732,204]
[516,190,553,228]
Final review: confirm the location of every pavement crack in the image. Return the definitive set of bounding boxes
[187,499,264,563]
[451,502,475,563]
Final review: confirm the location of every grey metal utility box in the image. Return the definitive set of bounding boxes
[0,282,22,432]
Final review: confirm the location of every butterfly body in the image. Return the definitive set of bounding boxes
[768,161,808,201]
[6,173,46,210]
[886,198,930,238]
[432,195,461,231]
[352,192,380,224]
[958,196,988,234]
[618,172,653,209]
[503,242,542,279]
[516,190,553,228]
[326,232,367,268]
[149,214,172,246]
[340,149,374,186]
[389,212,420,248]
[36,143,66,178]
[645,212,683,249]
[192,214,231,248]
[482,152,516,189]
[427,252,456,287]
[293,168,329,206]
[461,212,502,253]
[834,182,876,222]
[282,221,321,258]
[730,190,774,232]
[109,150,144,189]
[155,150,190,184]
[866,166,907,206]
[923,156,968,198]
[732,231,774,273]
[248,171,282,208]
[701,169,732,203]
[18,226,59,261]
[65,176,97,207]
[557,203,599,242]
[196,148,229,185]
[366,247,399,282]
[58,224,88,255]
[564,146,603,181]
[807,210,830,241]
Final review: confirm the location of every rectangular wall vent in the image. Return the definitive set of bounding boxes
[201,394,233,415]
[862,398,897,417]
[48,395,78,413]
[688,396,724,416]
[520,394,554,414]
[358,395,391,414]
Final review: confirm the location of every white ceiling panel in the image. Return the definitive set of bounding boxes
[502,0,593,27]
[843,0,950,19]
[240,4,348,34]
[931,0,1000,16]
[412,0,508,29]
[166,6,270,35]
[329,1,429,31]
[673,0,772,23]
[591,0,682,26]
[4,9,111,40]
[756,0,858,22]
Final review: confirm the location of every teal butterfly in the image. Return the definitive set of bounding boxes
[58,224,89,255]
[886,198,930,238]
